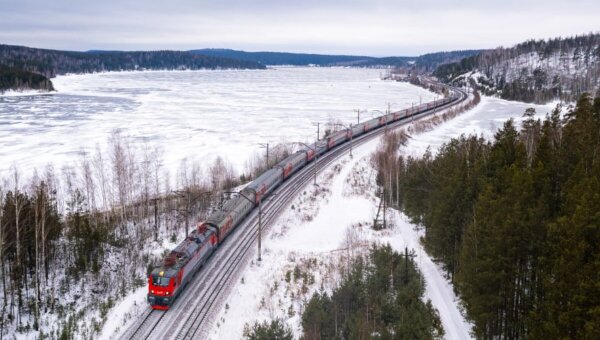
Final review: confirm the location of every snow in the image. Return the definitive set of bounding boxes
[206,136,475,339]
[206,94,558,340]
[208,133,383,340]
[97,233,183,339]
[99,286,148,340]
[1,67,440,340]
[403,95,556,158]
[0,67,436,178]
[457,46,600,96]
[389,213,471,340]
[0,89,53,97]
[1,65,559,339]
[3,200,200,339]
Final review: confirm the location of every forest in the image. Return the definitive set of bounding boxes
[0,131,298,338]
[189,48,374,66]
[0,43,480,93]
[191,48,482,69]
[375,93,600,338]
[0,65,54,92]
[300,245,444,340]
[434,33,600,103]
[0,44,266,92]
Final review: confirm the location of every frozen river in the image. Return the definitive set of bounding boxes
[0,67,436,176]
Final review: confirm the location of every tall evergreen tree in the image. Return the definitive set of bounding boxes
[381,94,600,338]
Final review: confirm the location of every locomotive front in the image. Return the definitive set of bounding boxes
[148,267,177,310]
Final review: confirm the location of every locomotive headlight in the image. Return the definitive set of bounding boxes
[166,291,170,295]
[151,290,154,294]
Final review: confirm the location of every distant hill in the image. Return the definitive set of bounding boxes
[0,44,266,93]
[434,33,600,103]
[0,44,266,78]
[0,43,483,94]
[355,50,484,70]
[413,50,485,71]
[189,48,374,66]
[190,48,482,70]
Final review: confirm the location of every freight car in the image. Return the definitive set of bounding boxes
[147,89,464,309]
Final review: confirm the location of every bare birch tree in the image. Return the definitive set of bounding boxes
[151,147,164,241]
[9,165,27,326]
[93,144,110,215]
[80,152,97,213]
[110,131,129,230]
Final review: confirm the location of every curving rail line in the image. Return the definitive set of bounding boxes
[121,86,468,340]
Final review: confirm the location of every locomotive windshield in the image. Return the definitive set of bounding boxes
[152,276,171,287]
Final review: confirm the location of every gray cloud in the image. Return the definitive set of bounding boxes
[1,0,599,55]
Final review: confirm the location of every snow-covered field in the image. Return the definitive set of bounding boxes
[206,96,555,340]
[0,67,437,177]
[404,96,556,157]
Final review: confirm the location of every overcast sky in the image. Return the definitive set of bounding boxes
[1,0,598,56]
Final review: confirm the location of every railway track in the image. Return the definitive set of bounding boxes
[121,87,468,340]
[125,310,165,340]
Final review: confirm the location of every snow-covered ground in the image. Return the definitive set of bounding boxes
[404,96,556,157]
[1,68,439,340]
[0,89,53,97]
[0,67,436,177]
[207,95,555,340]
[1,65,558,339]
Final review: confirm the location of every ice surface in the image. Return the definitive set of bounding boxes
[0,67,436,178]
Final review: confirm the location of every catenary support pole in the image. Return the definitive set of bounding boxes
[258,200,262,261]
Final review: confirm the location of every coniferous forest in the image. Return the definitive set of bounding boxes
[0,43,482,93]
[0,44,266,79]
[301,245,444,340]
[376,93,600,338]
[435,33,600,103]
[191,48,482,69]
[0,65,54,92]
[0,44,266,93]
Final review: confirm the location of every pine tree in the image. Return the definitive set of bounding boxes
[245,319,293,340]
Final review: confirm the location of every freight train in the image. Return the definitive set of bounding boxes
[147,90,464,310]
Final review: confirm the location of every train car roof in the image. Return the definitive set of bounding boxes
[151,228,211,277]
[274,151,305,167]
[246,168,283,191]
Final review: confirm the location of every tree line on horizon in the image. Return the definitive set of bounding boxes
[191,48,482,69]
[0,44,266,93]
[0,43,483,93]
